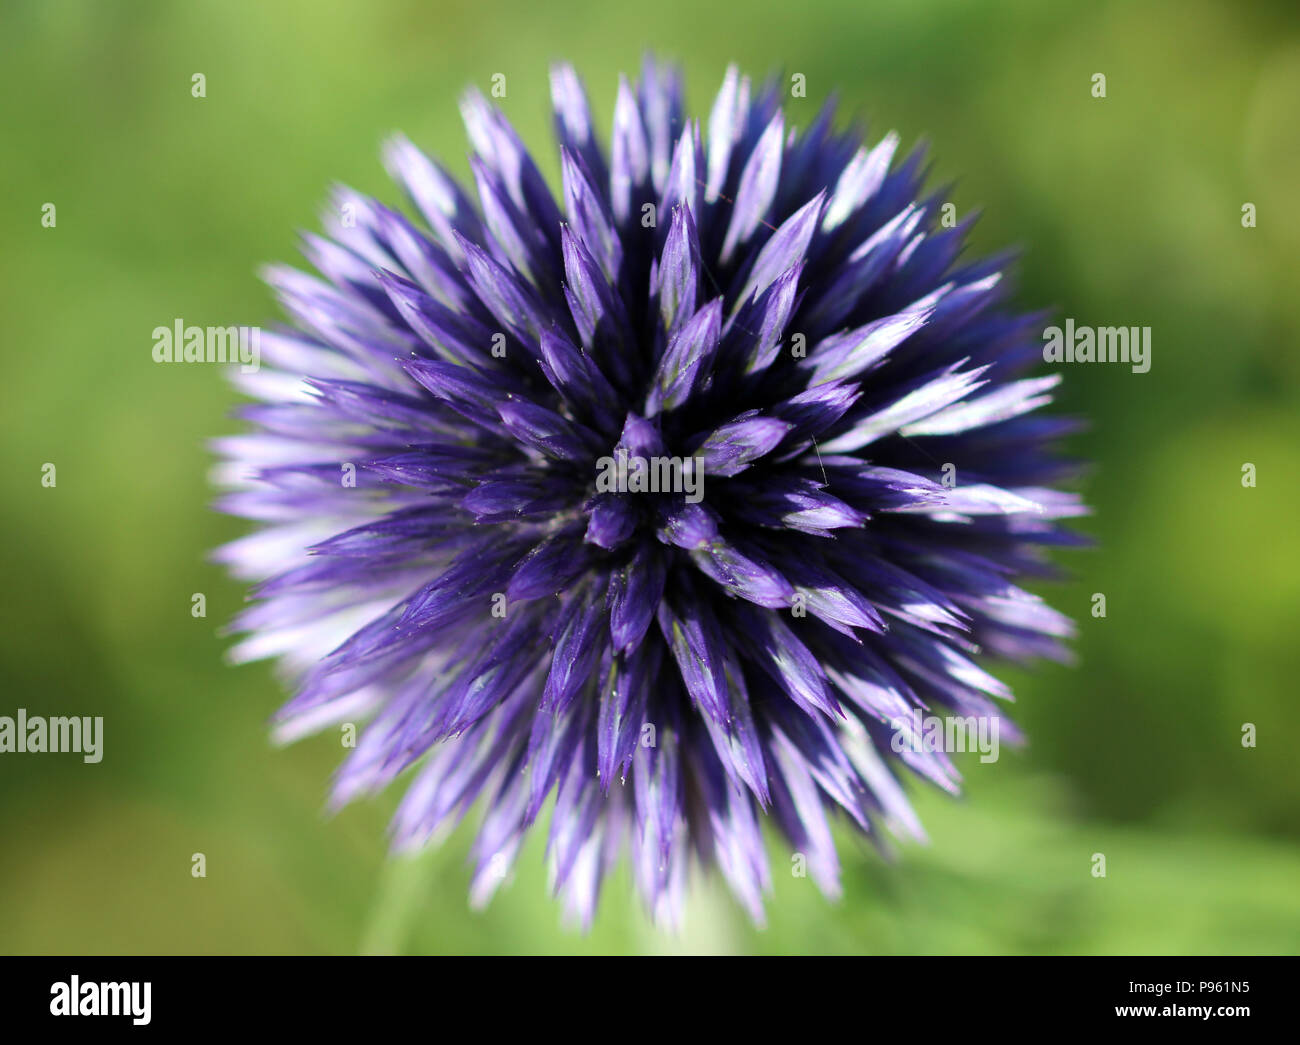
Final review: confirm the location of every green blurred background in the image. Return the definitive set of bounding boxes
[2,0,1298,954]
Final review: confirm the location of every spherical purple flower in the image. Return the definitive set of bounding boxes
[215,58,1085,928]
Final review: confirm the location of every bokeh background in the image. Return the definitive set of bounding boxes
[2,0,1298,955]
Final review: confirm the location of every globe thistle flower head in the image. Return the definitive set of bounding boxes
[215,57,1086,929]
